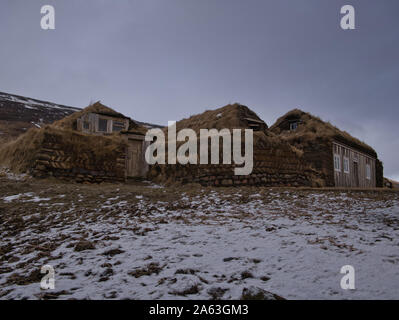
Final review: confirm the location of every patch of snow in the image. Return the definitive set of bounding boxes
[0,168,29,181]
[24,196,51,202]
[24,105,38,110]
[0,189,398,300]
[2,192,50,203]
[3,194,25,203]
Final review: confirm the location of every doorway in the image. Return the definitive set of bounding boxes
[126,139,142,177]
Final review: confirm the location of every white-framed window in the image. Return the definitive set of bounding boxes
[343,157,350,173]
[334,154,341,172]
[290,122,298,131]
[366,164,371,180]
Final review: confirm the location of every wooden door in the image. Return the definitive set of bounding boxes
[126,140,142,177]
[353,161,359,187]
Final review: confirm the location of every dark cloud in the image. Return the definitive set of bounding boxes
[0,0,398,179]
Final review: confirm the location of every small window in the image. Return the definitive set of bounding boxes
[83,121,90,130]
[343,157,350,173]
[290,122,298,131]
[334,154,341,172]
[112,121,125,132]
[98,118,108,132]
[366,164,371,180]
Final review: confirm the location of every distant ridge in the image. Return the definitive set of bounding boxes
[0,91,161,142]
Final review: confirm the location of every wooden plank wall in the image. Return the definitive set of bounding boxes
[333,141,376,188]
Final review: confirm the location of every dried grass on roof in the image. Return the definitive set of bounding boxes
[165,103,292,149]
[149,103,305,161]
[174,104,265,132]
[0,102,151,174]
[0,125,126,173]
[53,101,146,134]
[270,109,376,157]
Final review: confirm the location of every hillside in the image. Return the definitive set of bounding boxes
[385,178,399,189]
[0,92,80,143]
[0,91,162,143]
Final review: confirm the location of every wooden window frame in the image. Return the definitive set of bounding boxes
[112,120,126,132]
[343,157,350,174]
[334,154,341,172]
[83,121,90,130]
[98,118,108,132]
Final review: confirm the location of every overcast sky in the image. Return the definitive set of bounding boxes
[0,0,398,180]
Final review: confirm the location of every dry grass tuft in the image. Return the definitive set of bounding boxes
[161,103,303,157]
[270,109,377,157]
[53,101,146,134]
[0,125,127,173]
[0,127,45,173]
[53,101,127,130]
[173,103,265,133]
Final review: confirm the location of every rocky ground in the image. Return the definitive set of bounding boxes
[0,173,398,300]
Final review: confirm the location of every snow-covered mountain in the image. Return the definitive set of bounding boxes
[0,91,162,142]
[0,91,80,142]
[0,91,80,124]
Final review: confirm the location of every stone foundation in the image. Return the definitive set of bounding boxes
[149,147,320,187]
[30,131,126,183]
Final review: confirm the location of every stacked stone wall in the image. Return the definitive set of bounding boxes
[30,131,126,183]
[148,146,320,187]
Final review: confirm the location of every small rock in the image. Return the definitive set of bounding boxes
[102,248,125,256]
[208,287,228,300]
[74,240,95,252]
[241,271,254,279]
[241,286,284,300]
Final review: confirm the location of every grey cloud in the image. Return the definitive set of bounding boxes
[0,0,398,179]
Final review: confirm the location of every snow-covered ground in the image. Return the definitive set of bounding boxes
[0,179,398,300]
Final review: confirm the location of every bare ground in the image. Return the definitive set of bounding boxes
[0,175,398,300]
